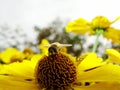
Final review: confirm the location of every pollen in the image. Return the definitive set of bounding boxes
[35,52,76,90]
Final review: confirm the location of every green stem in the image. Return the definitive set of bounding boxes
[92,33,100,52]
[92,29,104,52]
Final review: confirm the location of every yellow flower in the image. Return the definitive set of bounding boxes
[91,16,111,29]
[66,16,120,43]
[0,48,25,63]
[1,44,120,90]
[105,48,120,64]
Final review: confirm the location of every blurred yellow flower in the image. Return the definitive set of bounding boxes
[104,28,120,43]
[66,16,120,43]
[106,49,120,64]
[0,44,120,89]
[0,48,25,63]
[22,48,34,60]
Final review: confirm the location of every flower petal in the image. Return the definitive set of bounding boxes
[77,63,120,82]
[0,75,39,90]
[106,49,120,64]
[104,28,120,44]
[39,39,49,55]
[77,53,104,72]
[73,82,120,90]
[0,60,39,90]
[65,18,93,35]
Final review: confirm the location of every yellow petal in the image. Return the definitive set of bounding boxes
[104,28,120,44]
[73,82,120,90]
[0,75,39,90]
[77,63,120,82]
[39,39,49,55]
[65,18,93,35]
[0,60,35,78]
[0,60,39,90]
[77,53,104,72]
[31,54,42,65]
[106,49,120,63]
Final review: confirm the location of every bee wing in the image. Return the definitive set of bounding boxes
[61,44,72,47]
[0,60,39,90]
[43,44,50,47]
[44,43,72,47]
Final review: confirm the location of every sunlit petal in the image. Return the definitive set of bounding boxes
[77,63,120,82]
[106,49,120,63]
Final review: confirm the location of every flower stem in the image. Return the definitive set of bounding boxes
[92,29,104,52]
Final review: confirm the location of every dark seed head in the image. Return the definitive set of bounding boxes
[35,52,76,90]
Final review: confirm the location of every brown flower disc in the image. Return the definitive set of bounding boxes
[35,52,76,90]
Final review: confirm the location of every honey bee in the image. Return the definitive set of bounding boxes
[45,42,72,55]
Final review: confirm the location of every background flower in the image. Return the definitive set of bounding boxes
[66,16,120,44]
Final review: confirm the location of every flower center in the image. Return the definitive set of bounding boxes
[35,52,76,90]
[91,16,111,30]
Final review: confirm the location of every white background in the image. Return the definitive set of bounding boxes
[0,0,120,39]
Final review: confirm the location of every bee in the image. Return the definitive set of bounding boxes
[45,42,72,55]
